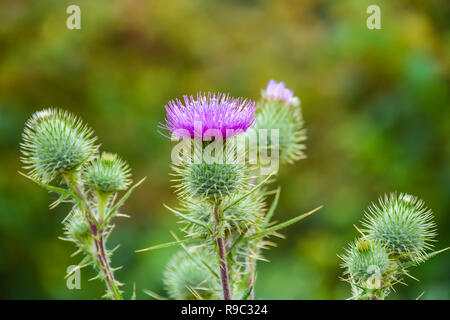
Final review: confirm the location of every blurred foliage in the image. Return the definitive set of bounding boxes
[0,0,449,299]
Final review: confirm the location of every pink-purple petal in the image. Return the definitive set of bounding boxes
[265,79,295,105]
[160,92,255,139]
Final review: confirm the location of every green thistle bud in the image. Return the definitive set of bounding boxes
[341,239,390,283]
[362,193,437,263]
[84,152,132,194]
[173,146,247,201]
[63,208,92,245]
[20,108,97,183]
[164,249,219,300]
[188,162,240,199]
[341,239,393,299]
[180,191,266,238]
[254,100,307,165]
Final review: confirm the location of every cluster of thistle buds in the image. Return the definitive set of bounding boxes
[18,86,448,301]
[340,193,448,300]
[20,109,144,300]
[138,80,321,300]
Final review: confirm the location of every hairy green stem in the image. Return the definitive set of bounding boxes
[96,192,108,225]
[213,205,232,300]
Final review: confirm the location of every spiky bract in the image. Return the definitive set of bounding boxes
[185,163,241,199]
[173,147,248,201]
[20,108,97,183]
[164,249,219,300]
[85,152,132,194]
[362,193,436,263]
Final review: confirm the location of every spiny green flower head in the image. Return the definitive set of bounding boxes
[362,193,437,263]
[179,190,266,238]
[63,208,92,245]
[20,108,97,183]
[173,147,248,201]
[84,152,132,194]
[254,80,307,165]
[164,249,219,300]
[341,238,390,283]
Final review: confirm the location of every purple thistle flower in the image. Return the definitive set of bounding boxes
[160,92,256,139]
[264,80,299,106]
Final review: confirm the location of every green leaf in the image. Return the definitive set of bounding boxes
[131,283,137,300]
[19,171,71,197]
[223,174,273,212]
[240,284,254,300]
[143,289,168,300]
[163,203,210,230]
[50,193,72,209]
[135,236,199,253]
[398,246,450,269]
[104,177,146,223]
[263,187,281,226]
[247,205,322,240]
[426,246,450,258]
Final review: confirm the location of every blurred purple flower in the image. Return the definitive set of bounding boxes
[160,92,255,139]
[264,80,298,106]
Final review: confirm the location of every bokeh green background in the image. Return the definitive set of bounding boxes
[0,0,449,299]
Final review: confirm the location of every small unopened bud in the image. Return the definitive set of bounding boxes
[65,209,92,244]
[84,152,132,194]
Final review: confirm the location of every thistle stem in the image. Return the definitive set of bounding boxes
[213,205,232,300]
[93,228,122,300]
